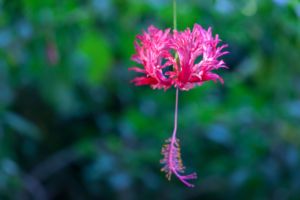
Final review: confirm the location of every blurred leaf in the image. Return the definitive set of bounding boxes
[4,112,40,140]
[78,30,112,85]
[74,137,98,157]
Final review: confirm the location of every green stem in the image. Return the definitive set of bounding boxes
[173,0,179,62]
[173,0,177,30]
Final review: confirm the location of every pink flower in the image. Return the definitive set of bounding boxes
[130,24,228,90]
[129,24,228,187]
[129,25,173,90]
[169,24,228,90]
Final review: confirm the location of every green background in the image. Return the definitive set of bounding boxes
[0,0,300,199]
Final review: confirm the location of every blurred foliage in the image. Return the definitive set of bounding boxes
[0,0,300,199]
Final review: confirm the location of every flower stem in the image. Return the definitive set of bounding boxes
[172,0,179,141]
[172,87,179,140]
[173,0,177,30]
[172,0,178,141]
